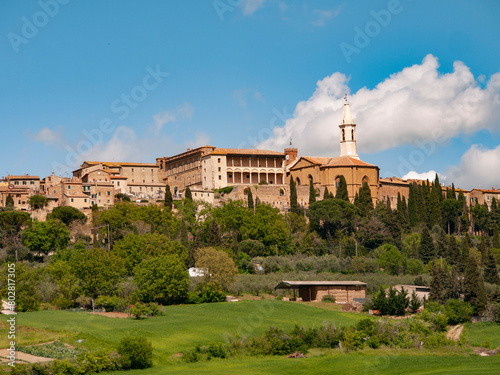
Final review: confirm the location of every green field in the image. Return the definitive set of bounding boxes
[1,301,499,374]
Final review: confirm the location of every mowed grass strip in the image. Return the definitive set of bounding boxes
[1,301,367,361]
[101,351,500,375]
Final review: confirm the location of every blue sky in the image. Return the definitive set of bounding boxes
[1,0,499,189]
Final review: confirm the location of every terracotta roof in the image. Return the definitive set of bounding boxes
[207,148,284,156]
[275,280,366,289]
[471,188,500,193]
[300,156,377,168]
[110,176,128,179]
[6,175,40,180]
[84,161,157,167]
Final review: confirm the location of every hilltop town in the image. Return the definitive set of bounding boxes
[2,99,498,217]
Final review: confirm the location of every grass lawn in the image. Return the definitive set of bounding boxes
[2,301,500,374]
[0,300,368,367]
[463,322,500,348]
[102,350,500,375]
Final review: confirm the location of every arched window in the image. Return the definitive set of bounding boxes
[351,129,354,141]
[296,177,301,185]
[308,174,313,184]
[342,129,345,141]
[335,175,342,188]
[362,176,369,184]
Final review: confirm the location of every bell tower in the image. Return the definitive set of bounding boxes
[339,95,359,160]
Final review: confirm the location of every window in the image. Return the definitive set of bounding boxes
[218,175,221,180]
[142,168,145,172]
[22,181,26,185]
[71,198,74,202]
[342,129,345,141]
[117,182,120,186]
[98,192,101,196]
[107,191,110,195]
[229,174,232,178]
[218,167,221,172]
[218,158,221,163]
[68,185,71,189]
[151,187,153,191]
[132,168,134,172]
[84,199,87,203]
[30,181,34,185]
[143,179,145,183]
[139,187,142,191]
[14,181,18,185]
[151,169,153,173]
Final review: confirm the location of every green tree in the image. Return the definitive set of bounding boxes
[113,233,188,274]
[243,203,289,250]
[133,254,189,304]
[484,248,499,284]
[47,206,87,226]
[47,260,81,309]
[5,194,14,209]
[335,175,349,201]
[0,263,40,311]
[0,211,31,261]
[308,180,316,205]
[71,247,125,300]
[323,186,332,200]
[355,182,373,216]
[27,195,49,210]
[409,291,421,313]
[408,183,418,227]
[184,186,193,201]
[195,247,238,291]
[376,244,401,275]
[247,189,254,210]
[307,198,359,239]
[464,254,487,313]
[164,185,173,210]
[21,220,70,257]
[289,176,299,214]
[419,226,435,263]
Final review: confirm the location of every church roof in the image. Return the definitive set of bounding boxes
[301,155,377,168]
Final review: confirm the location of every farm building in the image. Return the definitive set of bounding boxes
[274,281,366,303]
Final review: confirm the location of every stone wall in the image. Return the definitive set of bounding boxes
[298,285,366,303]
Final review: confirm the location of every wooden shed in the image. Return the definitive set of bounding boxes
[274,280,367,303]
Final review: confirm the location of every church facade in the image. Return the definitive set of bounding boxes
[288,98,380,203]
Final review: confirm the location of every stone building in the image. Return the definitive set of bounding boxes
[469,188,500,209]
[201,148,286,190]
[0,175,41,210]
[288,98,379,203]
[157,146,286,196]
[274,280,366,303]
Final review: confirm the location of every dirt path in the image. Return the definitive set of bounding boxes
[88,311,131,318]
[446,324,463,341]
[0,349,53,364]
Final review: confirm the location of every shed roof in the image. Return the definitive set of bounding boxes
[275,280,366,290]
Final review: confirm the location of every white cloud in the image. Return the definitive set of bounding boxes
[442,144,500,190]
[311,8,341,27]
[33,127,64,147]
[151,102,194,132]
[402,170,437,182]
[240,0,266,16]
[257,54,500,159]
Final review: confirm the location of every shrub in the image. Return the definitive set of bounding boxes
[444,299,473,325]
[207,343,227,359]
[321,295,336,303]
[118,336,153,369]
[95,295,128,312]
[129,302,150,319]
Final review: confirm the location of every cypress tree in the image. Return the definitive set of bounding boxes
[356,182,373,215]
[484,248,500,284]
[436,229,447,258]
[184,187,193,201]
[247,189,254,210]
[447,235,459,266]
[416,183,428,225]
[5,194,14,208]
[335,175,349,201]
[164,185,173,210]
[493,226,500,249]
[323,186,330,200]
[289,176,299,214]
[464,254,488,313]
[434,174,443,202]
[479,236,488,266]
[408,183,418,227]
[428,182,442,229]
[255,196,261,207]
[419,226,435,263]
[430,266,447,303]
[309,180,316,205]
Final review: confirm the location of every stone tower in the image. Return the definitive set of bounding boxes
[339,96,359,160]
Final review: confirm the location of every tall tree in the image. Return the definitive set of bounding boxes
[464,254,487,313]
[28,195,49,210]
[5,194,14,209]
[419,226,435,263]
[484,248,500,285]
[184,187,193,201]
[308,180,316,205]
[447,235,460,266]
[323,186,330,200]
[335,175,349,201]
[194,247,238,291]
[356,182,373,216]
[164,185,173,210]
[247,189,254,210]
[289,176,300,214]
